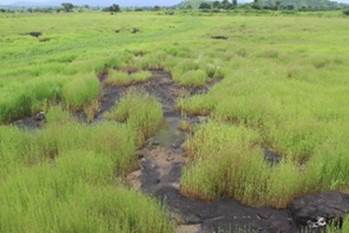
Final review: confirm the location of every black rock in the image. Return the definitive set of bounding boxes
[289,192,349,229]
[151,140,160,146]
[25,32,42,38]
[264,149,281,166]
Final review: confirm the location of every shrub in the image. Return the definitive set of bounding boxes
[199,2,211,9]
[343,9,349,16]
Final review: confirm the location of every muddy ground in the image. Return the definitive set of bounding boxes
[98,69,297,233]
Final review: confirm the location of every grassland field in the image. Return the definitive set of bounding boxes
[0,10,349,232]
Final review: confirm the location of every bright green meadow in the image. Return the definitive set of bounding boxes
[0,10,349,232]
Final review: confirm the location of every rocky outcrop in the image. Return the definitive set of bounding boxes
[289,192,349,230]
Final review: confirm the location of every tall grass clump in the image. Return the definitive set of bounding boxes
[105,91,163,145]
[37,121,136,174]
[63,73,100,110]
[177,94,217,116]
[181,121,303,208]
[0,150,173,233]
[171,57,224,87]
[175,69,208,87]
[0,105,173,233]
[0,107,137,176]
[0,126,34,179]
[105,70,152,86]
[0,76,64,122]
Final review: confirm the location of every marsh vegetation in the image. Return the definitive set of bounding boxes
[0,8,349,233]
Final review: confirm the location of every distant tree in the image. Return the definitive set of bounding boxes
[199,2,211,9]
[0,9,6,13]
[212,1,221,8]
[252,0,261,9]
[232,0,238,7]
[103,4,121,13]
[185,4,193,9]
[153,5,161,11]
[61,3,74,12]
[285,4,294,10]
[221,0,235,9]
[344,9,349,16]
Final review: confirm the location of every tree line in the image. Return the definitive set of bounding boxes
[1,0,348,14]
[186,0,348,11]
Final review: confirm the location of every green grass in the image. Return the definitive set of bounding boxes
[0,105,172,233]
[174,69,208,87]
[0,107,136,178]
[181,121,303,208]
[0,151,173,233]
[62,73,100,110]
[0,10,349,228]
[171,58,225,87]
[105,91,164,145]
[105,70,152,86]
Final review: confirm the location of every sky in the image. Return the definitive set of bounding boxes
[0,0,348,6]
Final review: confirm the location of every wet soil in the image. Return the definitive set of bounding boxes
[96,68,208,121]
[114,69,298,233]
[12,112,46,129]
[264,148,282,166]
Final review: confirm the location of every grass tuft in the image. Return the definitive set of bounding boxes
[105,91,164,145]
[105,70,152,86]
